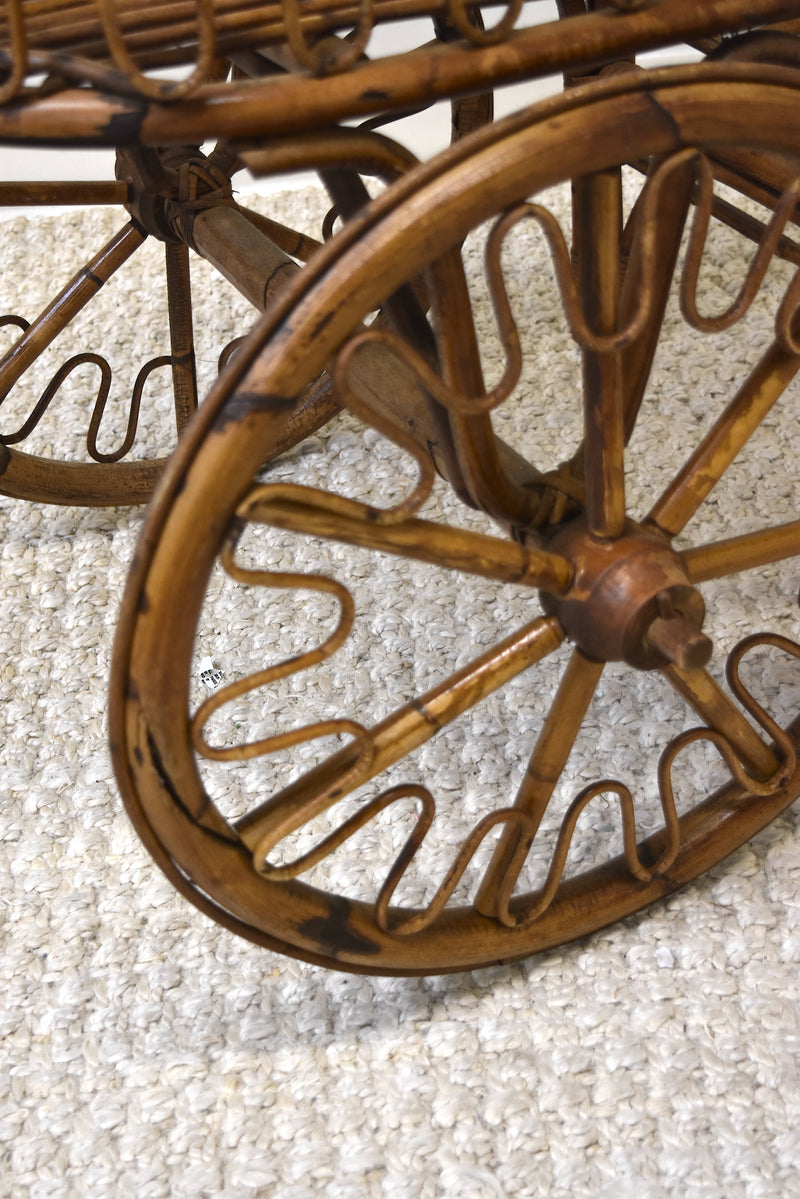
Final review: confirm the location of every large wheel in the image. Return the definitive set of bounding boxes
[111,65,800,974]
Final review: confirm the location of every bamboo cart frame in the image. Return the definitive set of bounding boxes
[3,0,800,974]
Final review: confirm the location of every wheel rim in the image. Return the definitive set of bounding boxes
[112,71,800,974]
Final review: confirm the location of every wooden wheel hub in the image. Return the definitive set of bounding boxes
[542,518,712,671]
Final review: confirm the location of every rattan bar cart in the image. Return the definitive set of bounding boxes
[3,0,800,973]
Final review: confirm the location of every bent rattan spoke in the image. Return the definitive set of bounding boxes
[85,354,173,463]
[235,615,566,862]
[726,632,800,772]
[662,663,780,781]
[681,156,800,334]
[519,149,697,528]
[425,247,538,527]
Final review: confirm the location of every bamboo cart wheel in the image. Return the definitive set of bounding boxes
[0,145,226,507]
[0,139,375,507]
[112,65,800,975]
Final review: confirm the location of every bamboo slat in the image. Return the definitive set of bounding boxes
[2,0,799,81]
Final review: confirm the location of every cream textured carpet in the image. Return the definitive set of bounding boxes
[1,177,800,1199]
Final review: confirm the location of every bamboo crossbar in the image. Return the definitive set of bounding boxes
[2,4,800,147]
[2,0,800,96]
